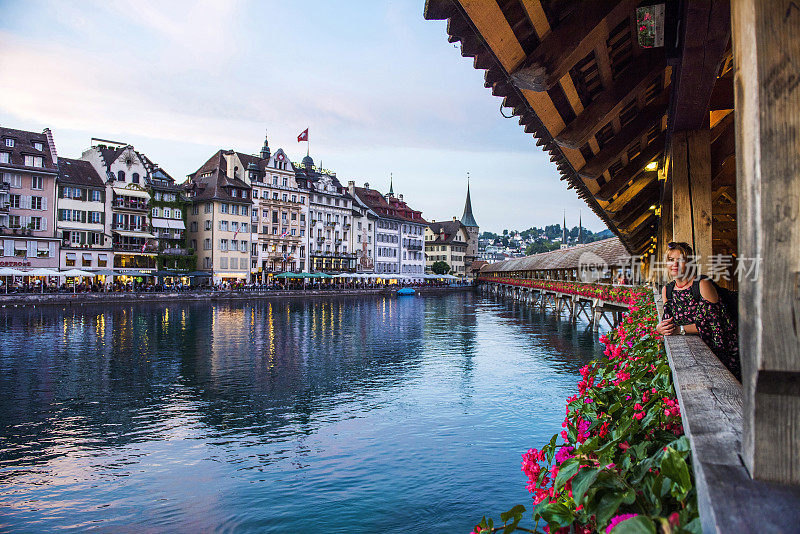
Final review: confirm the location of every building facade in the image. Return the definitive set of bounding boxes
[425,219,470,276]
[0,127,60,269]
[295,156,355,272]
[346,181,376,273]
[185,153,252,283]
[81,141,157,274]
[147,166,193,272]
[231,138,308,279]
[56,157,112,271]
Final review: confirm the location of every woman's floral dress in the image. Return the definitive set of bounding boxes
[664,285,741,381]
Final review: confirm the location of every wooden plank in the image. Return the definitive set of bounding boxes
[510,0,638,92]
[671,131,693,247]
[654,289,800,533]
[519,0,549,37]
[457,0,526,71]
[670,0,732,130]
[578,97,667,178]
[556,53,665,149]
[595,132,666,201]
[605,170,657,212]
[688,129,713,274]
[733,0,800,484]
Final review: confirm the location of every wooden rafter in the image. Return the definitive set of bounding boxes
[510,0,639,92]
[594,131,665,201]
[555,52,665,149]
[605,171,658,213]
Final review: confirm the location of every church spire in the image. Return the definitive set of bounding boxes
[578,210,583,245]
[562,210,567,246]
[389,173,394,196]
[260,130,270,160]
[460,173,478,227]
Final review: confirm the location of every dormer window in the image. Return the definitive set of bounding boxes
[231,188,238,198]
[32,141,43,151]
[0,153,8,164]
[4,138,14,148]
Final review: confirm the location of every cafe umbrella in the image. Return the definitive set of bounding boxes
[0,267,24,293]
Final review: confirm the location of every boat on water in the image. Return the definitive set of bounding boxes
[396,287,416,296]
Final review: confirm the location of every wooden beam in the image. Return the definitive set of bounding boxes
[613,184,660,226]
[595,131,666,201]
[733,0,800,485]
[670,0,732,130]
[510,0,638,92]
[710,74,735,110]
[671,129,713,273]
[605,171,658,213]
[555,53,665,149]
[579,97,667,179]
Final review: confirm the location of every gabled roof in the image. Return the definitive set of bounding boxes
[0,127,58,173]
[481,238,631,272]
[427,220,466,244]
[186,153,251,204]
[352,185,426,224]
[57,157,105,188]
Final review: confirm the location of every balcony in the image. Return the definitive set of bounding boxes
[161,247,189,256]
[407,243,423,251]
[324,221,336,227]
[0,203,9,213]
[316,236,326,243]
[113,242,158,253]
[343,223,351,230]
[0,182,9,191]
[112,198,148,211]
[113,224,148,233]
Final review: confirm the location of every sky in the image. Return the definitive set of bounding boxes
[0,0,605,234]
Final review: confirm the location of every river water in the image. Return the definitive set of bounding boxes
[0,292,603,533]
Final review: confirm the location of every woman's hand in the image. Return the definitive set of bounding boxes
[656,317,676,336]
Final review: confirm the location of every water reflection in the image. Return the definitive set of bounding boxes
[0,293,602,533]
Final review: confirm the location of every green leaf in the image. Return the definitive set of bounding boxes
[555,458,580,489]
[502,515,522,534]
[661,447,691,494]
[682,517,703,534]
[500,504,526,523]
[609,515,656,534]
[621,488,636,505]
[572,467,600,506]
[595,491,625,526]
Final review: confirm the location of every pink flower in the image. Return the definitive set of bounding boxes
[555,445,574,464]
[669,512,680,526]
[607,513,638,533]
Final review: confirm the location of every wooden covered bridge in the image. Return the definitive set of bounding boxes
[424,0,799,531]
[479,238,637,330]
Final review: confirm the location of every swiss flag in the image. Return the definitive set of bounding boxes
[297,128,308,142]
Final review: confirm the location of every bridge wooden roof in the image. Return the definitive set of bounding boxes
[424,0,735,256]
[481,237,631,272]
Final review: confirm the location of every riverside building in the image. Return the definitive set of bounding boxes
[185,152,252,283]
[0,127,61,269]
[81,140,156,274]
[56,158,112,271]
[425,219,470,276]
[346,181,376,273]
[295,155,354,272]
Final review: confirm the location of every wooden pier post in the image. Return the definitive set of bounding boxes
[733,0,800,484]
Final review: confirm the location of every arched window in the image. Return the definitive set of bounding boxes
[117,170,125,181]
[132,172,139,184]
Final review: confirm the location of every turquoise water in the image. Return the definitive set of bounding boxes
[0,293,603,533]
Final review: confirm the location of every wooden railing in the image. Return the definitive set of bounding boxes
[478,277,639,306]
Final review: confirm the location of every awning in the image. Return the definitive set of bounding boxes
[66,253,77,260]
[82,253,92,260]
[113,230,156,238]
[167,219,186,230]
[38,242,49,250]
[151,219,170,229]
[113,187,150,199]
[98,254,108,260]
[14,242,26,250]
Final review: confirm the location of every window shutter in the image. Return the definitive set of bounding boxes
[27,240,36,258]
[42,218,47,231]
[58,186,63,199]
[42,197,47,211]
[80,232,86,245]
[101,212,105,224]
[81,211,86,223]
[3,240,12,257]
[58,209,63,221]
[49,242,55,258]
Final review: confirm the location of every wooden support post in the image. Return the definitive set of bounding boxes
[733,0,800,485]
[658,172,673,283]
[671,129,713,274]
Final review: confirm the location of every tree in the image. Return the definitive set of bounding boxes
[431,261,451,274]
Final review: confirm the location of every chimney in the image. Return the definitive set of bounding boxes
[364,182,370,189]
[452,216,457,221]
[431,219,435,223]
[43,128,58,164]
[348,180,355,187]
[398,194,403,201]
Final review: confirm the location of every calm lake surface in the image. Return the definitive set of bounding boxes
[0,292,603,533]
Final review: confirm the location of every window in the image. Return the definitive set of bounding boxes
[204,257,212,268]
[204,238,211,250]
[98,254,108,267]
[239,241,247,252]
[0,153,8,163]
[252,190,258,199]
[231,188,238,198]
[31,176,43,190]
[163,208,171,218]
[219,239,228,251]
[90,212,102,224]
[242,205,248,216]
[132,172,139,184]
[291,194,296,203]
[9,194,20,208]
[29,217,42,230]
[205,220,212,231]
[30,196,43,210]
[204,203,212,214]
[152,207,160,218]
[220,257,228,269]
[33,141,43,151]
[231,204,239,215]
[231,222,239,232]
[9,215,20,228]
[5,138,14,147]
[91,190,102,202]
[220,220,229,231]
[5,173,21,188]
[192,204,199,215]
[190,221,198,232]
[117,170,125,181]
[241,223,248,233]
